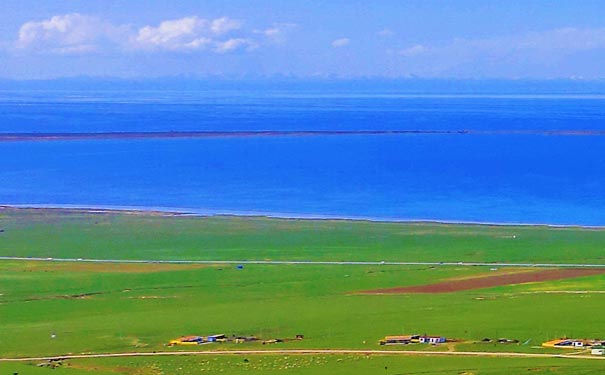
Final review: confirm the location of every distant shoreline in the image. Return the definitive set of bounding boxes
[2,204,604,229]
[1,129,605,142]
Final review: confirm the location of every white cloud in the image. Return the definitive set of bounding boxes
[133,16,253,52]
[254,23,297,43]
[263,28,280,37]
[183,37,212,50]
[16,13,122,54]
[210,17,241,34]
[54,44,98,54]
[395,27,605,77]
[331,38,350,48]
[394,27,605,77]
[399,28,605,59]
[377,29,395,37]
[134,16,206,50]
[459,27,605,57]
[398,44,428,57]
[14,14,276,55]
[215,38,255,53]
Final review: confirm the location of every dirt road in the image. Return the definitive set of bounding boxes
[1,349,602,362]
[2,256,605,269]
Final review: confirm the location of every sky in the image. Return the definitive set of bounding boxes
[1,0,605,79]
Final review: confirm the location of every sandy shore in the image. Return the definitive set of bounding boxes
[0,205,186,217]
[2,204,604,229]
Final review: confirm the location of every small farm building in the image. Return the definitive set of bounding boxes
[380,336,413,345]
[169,336,204,346]
[419,335,446,344]
[207,334,226,342]
[542,339,588,348]
[592,346,605,356]
[380,334,444,345]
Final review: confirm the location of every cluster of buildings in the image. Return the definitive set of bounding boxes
[542,338,605,355]
[379,334,605,356]
[169,334,304,346]
[169,332,605,356]
[379,334,446,345]
[169,334,244,346]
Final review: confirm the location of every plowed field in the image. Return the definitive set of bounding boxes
[359,268,605,294]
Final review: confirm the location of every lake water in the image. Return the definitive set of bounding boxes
[1,91,604,225]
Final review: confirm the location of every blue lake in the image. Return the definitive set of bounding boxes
[1,92,604,225]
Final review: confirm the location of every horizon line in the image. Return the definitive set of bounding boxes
[3,76,605,82]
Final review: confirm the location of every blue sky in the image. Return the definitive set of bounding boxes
[1,0,605,79]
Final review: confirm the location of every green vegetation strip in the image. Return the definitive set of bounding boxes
[2,207,605,264]
[4,354,605,375]
[2,349,605,361]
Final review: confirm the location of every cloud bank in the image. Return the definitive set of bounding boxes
[9,13,605,79]
[16,13,124,54]
[15,14,280,54]
[396,27,605,76]
[132,16,255,52]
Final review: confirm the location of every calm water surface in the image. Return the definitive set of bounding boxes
[1,92,604,225]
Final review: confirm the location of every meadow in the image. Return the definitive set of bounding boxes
[1,208,605,374]
[2,207,605,263]
[3,354,605,375]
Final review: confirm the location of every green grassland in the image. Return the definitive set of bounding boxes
[1,207,605,263]
[3,260,605,357]
[1,208,605,374]
[3,354,605,375]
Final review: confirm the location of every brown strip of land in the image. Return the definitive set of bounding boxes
[1,129,605,142]
[10,261,208,274]
[359,268,605,294]
[0,130,465,141]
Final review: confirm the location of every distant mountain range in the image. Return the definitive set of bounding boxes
[3,77,605,94]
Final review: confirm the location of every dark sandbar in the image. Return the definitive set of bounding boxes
[1,129,605,142]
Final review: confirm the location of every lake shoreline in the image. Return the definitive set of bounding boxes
[2,204,603,229]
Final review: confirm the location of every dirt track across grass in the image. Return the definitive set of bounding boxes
[8,261,208,274]
[358,268,605,294]
[1,349,604,362]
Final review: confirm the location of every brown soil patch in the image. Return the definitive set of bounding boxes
[67,362,152,375]
[444,268,535,281]
[359,268,605,294]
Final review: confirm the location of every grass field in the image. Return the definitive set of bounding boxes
[1,208,605,374]
[2,207,605,263]
[3,355,605,375]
